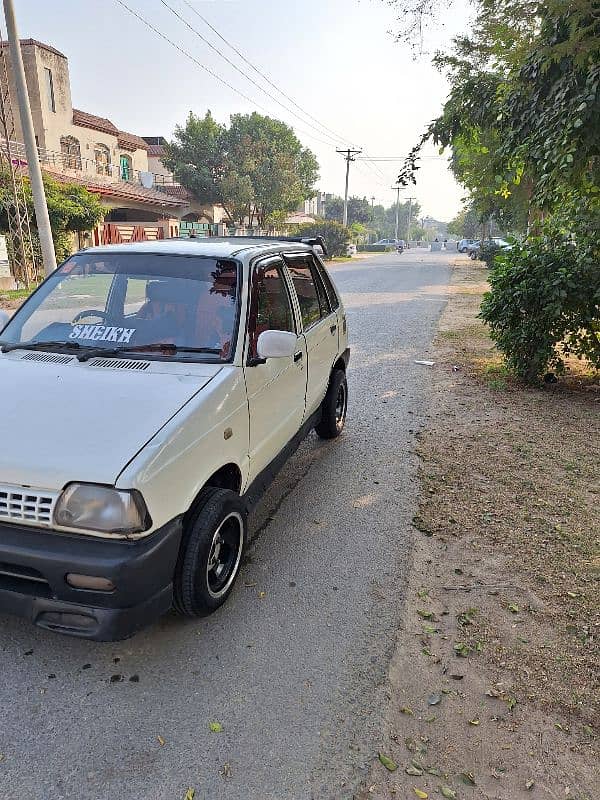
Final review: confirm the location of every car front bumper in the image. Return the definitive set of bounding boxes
[0,517,183,641]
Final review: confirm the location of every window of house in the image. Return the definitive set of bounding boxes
[44,68,55,113]
[286,256,331,330]
[94,143,111,176]
[120,154,132,181]
[60,136,82,170]
[248,261,295,358]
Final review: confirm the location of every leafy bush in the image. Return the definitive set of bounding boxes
[294,220,350,258]
[477,242,502,268]
[480,228,600,382]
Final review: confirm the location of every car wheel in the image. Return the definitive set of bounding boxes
[173,487,247,617]
[315,369,348,440]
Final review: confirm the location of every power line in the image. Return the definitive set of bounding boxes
[113,0,336,149]
[177,0,357,149]
[159,0,346,148]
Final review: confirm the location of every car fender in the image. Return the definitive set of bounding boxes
[116,366,250,533]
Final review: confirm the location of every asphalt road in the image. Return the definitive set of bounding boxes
[0,249,453,800]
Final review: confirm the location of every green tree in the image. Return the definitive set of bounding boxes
[294,220,350,258]
[0,171,104,263]
[394,0,600,380]
[164,110,319,226]
[324,195,371,225]
[447,205,480,238]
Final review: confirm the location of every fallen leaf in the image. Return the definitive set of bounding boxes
[425,715,436,723]
[582,724,593,736]
[157,735,165,746]
[220,763,232,778]
[417,589,430,599]
[423,625,438,634]
[507,697,517,711]
[526,780,535,790]
[413,789,428,799]
[441,788,457,799]
[378,753,398,772]
[428,693,442,706]
[453,643,470,657]
[183,790,195,800]
[417,609,434,619]
[209,722,223,733]
[460,772,476,786]
[406,765,423,776]
[508,603,520,614]
[426,767,441,776]
[400,706,414,715]
[566,591,577,599]
[468,719,480,726]
[258,591,266,599]
[244,581,257,588]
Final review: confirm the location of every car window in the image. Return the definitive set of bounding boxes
[1,253,240,361]
[286,255,331,330]
[248,260,295,359]
[312,258,340,310]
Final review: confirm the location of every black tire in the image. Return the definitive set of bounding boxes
[173,487,247,617]
[315,369,348,440]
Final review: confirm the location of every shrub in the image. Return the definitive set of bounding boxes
[294,220,350,258]
[477,242,502,268]
[479,229,600,382]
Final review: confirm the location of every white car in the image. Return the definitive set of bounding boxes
[0,236,349,640]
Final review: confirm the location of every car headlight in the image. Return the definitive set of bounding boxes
[54,484,150,534]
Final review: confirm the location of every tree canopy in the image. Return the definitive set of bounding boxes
[163,111,319,226]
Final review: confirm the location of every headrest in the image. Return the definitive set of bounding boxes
[146,280,191,304]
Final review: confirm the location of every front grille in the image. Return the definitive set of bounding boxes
[0,562,52,598]
[0,485,59,526]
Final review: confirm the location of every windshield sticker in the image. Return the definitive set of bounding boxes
[69,325,136,343]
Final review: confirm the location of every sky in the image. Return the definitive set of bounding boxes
[11,0,473,221]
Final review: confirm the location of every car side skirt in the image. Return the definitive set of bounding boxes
[243,407,322,511]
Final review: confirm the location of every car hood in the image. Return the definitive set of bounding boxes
[0,354,222,490]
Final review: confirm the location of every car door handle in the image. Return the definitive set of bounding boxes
[294,351,303,362]
[330,324,337,334]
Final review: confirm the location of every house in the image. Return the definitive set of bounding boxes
[0,39,222,249]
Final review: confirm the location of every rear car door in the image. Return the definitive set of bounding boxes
[243,256,308,482]
[284,252,339,419]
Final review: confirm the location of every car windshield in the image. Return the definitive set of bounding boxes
[1,252,240,361]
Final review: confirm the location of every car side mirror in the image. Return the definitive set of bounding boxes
[0,310,9,331]
[256,330,297,360]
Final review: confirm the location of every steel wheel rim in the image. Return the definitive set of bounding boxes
[335,382,347,431]
[206,512,244,599]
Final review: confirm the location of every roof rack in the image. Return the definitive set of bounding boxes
[176,234,329,257]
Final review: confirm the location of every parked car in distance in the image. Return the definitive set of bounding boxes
[457,238,475,253]
[372,238,400,249]
[468,237,512,259]
[0,236,350,641]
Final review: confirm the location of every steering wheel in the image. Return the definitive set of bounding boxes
[72,309,107,324]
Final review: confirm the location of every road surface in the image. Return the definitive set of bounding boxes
[0,249,453,800]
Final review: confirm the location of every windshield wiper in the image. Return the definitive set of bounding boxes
[76,343,223,362]
[0,340,84,354]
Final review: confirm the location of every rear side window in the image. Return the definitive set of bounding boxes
[313,259,340,311]
[286,255,332,330]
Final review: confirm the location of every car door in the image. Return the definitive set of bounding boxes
[243,256,307,482]
[284,252,339,419]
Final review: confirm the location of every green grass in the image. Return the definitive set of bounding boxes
[0,285,39,302]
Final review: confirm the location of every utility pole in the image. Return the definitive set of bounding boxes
[3,0,56,276]
[337,148,362,227]
[391,185,402,242]
[406,196,416,243]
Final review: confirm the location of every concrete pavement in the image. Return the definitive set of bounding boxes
[0,249,453,800]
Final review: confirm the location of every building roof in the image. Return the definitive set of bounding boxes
[117,130,149,151]
[84,238,314,259]
[42,167,186,208]
[72,108,119,137]
[285,211,316,224]
[147,144,166,157]
[0,39,66,59]
[158,184,192,200]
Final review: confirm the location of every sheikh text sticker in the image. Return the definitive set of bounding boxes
[69,325,136,344]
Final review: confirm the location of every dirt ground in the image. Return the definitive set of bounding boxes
[360,258,599,800]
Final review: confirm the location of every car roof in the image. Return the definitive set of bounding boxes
[81,237,314,259]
